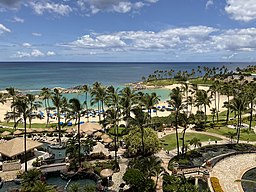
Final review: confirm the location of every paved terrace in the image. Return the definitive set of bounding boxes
[210,153,256,192]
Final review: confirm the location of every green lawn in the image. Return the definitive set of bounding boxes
[0,122,57,129]
[207,127,256,141]
[161,133,222,151]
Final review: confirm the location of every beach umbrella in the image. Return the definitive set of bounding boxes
[35,128,45,133]
[1,131,11,136]
[47,128,55,132]
[103,137,113,143]
[100,169,114,178]
[65,129,73,134]
[85,131,93,136]
[94,132,103,137]
[80,122,102,133]
[101,134,109,139]
[26,128,34,133]
[13,130,23,135]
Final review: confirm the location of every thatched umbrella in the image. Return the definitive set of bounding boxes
[94,132,103,137]
[101,134,109,139]
[100,168,114,178]
[1,131,11,136]
[47,128,55,132]
[85,131,93,136]
[65,129,73,134]
[103,137,113,143]
[13,130,23,135]
[80,122,102,133]
[35,128,45,133]
[26,128,34,133]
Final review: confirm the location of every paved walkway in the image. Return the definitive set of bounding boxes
[210,153,256,192]
[109,157,129,191]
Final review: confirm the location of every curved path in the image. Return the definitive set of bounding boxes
[210,153,256,192]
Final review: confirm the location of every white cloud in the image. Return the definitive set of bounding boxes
[32,32,42,36]
[206,0,213,9]
[12,16,24,23]
[30,1,72,16]
[22,42,31,47]
[77,0,158,14]
[46,51,56,56]
[14,51,30,58]
[31,49,44,57]
[0,23,11,34]
[14,49,56,58]
[64,25,256,58]
[225,0,256,22]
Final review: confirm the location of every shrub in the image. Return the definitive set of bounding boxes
[210,177,224,192]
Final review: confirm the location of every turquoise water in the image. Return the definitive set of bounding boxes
[242,168,256,192]
[0,62,251,91]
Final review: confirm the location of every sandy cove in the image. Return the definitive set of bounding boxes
[0,84,230,125]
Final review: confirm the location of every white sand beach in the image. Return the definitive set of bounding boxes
[0,83,230,126]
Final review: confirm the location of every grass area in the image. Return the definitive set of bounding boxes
[189,78,214,85]
[207,127,256,141]
[142,79,178,86]
[0,122,57,129]
[161,133,222,151]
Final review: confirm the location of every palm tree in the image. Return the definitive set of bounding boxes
[230,95,247,143]
[104,108,121,163]
[80,84,90,122]
[131,106,150,155]
[6,87,18,129]
[221,82,233,124]
[40,87,51,127]
[120,87,137,128]
[181,81,189,115]
[91,82,106,122]
[51,88,65,146]
[26,94,42,128]
[189,137,201,149]
[244,82,256,130]
[69,98,85,167]
[141,92,160,125]
[0,92,7,105]
[168,87,183,158]
[194,89,211,129]
[12,95,29,172]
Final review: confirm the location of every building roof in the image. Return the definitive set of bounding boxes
[0,137,43,158]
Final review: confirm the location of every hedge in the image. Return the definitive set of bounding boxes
[210,177,224,192]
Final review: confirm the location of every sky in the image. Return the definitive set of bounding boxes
[0,0,256,62]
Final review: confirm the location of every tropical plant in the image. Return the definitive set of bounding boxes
[21,168,41,190]
[80,84,90,122]
[26,93,42,128]
[120,86,137,128]
[69,98,85,167]
[194,89,211,128]
[168,87,183,158]
[229,95,248,143]
[6,87,18,129]
[51,88,65,145]
[30,181,56,192]
[40,87,51,127]
[12,95,30,172]
[124,127,161,157]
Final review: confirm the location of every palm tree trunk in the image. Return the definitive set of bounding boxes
[57,108,61,146]
[85,93,89,123]
[98,102,101,122]
[24,114,27,172]
[175,112,180,159]
[226,96,230,124]
[13,98,16,129]
[78,115,81,167]
[114,125,118,163]
[181,128,186,157]
[249,100,253,131]
[141,127,145,155]
[204,105,207,129]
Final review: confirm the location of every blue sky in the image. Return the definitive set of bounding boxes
[0,0,256,62]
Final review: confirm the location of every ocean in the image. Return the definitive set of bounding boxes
[0,62,253,102]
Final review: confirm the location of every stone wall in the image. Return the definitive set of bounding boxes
[2,160,21,172]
